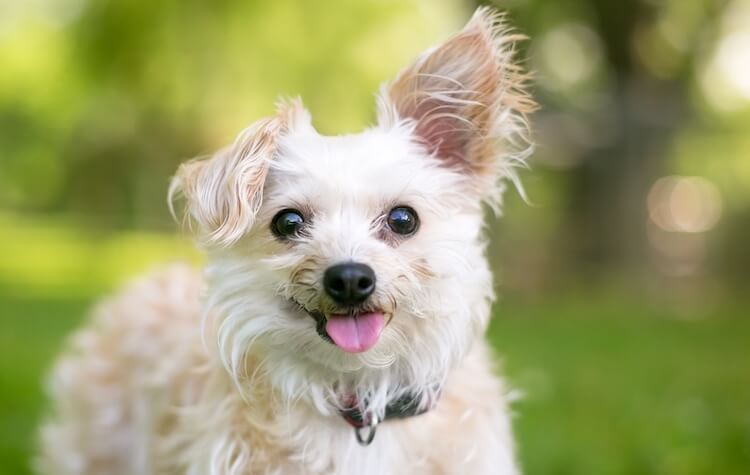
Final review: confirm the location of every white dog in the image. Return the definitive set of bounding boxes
[38,7,534,475]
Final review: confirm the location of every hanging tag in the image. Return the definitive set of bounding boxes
[354,414,379,446]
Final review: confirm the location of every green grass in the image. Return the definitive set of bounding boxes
[1,290,748,474]
[0,294,89,475]
[488,298,750,475]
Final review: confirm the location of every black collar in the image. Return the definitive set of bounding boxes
[339,391,437,446]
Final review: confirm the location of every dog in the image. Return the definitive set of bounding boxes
[38,7,534,475]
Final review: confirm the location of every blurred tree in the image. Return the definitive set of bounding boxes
[0,0,463,229]
[1,0,747,293]
[482,0,730,289]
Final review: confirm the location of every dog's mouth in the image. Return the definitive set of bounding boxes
[291,302,387,354]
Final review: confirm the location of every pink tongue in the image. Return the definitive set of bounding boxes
[325,312,385,353]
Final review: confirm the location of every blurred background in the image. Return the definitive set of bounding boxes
[1,0,748,473]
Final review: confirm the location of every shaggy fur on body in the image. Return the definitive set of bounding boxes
[38,8,535,475]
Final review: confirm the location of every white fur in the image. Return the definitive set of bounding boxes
[38,8,534,475]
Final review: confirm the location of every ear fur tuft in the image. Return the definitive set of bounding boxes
[168,116,285,247]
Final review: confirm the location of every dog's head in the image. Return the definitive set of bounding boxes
[171,8,533,403]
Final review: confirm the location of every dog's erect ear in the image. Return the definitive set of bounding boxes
[169,117,283,247]
[377,7,535,203]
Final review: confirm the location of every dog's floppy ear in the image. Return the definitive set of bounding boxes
[377,7,535,203]
[169,117,284,247]
[170,99,313,247]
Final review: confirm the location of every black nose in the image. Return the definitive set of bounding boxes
[323,262,376,305]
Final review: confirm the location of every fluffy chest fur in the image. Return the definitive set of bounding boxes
[140,272,518,475]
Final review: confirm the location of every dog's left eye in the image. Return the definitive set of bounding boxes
[387,206,419,235]
[272,209,305,238]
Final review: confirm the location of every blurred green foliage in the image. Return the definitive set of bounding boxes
[1,0,749,473]
[0,0,464,227]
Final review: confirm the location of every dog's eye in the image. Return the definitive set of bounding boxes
[387,206,419,235]
[272,209,305,238]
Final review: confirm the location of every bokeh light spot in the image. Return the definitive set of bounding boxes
[648,176,723,233]
[533,23,603,91]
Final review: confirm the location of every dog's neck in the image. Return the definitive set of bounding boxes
[233,347,444,443]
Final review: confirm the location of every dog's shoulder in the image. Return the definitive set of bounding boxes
[38,263,209,474]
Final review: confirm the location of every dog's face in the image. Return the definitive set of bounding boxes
[171,10,533,399]
[258,126,485,363]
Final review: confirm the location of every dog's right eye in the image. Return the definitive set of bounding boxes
[271,209,305,239]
